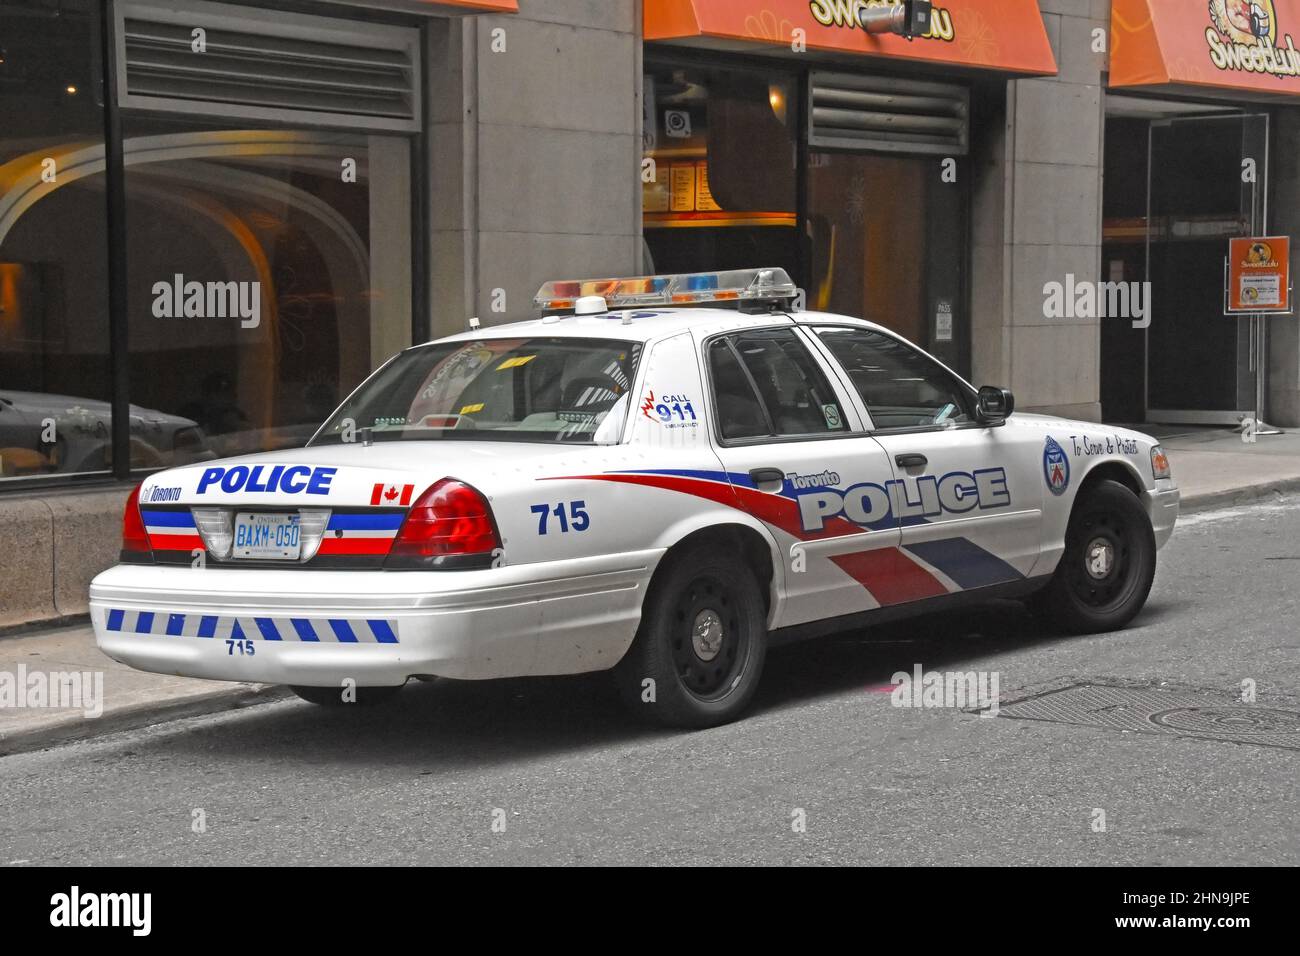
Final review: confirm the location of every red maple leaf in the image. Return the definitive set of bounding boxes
[384,485,399,502]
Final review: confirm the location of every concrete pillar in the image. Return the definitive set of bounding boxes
[971,0,1107,421]
[427,0,643,339]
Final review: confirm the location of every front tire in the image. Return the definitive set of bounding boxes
[290,683,404,707]
[1037,479,1156,634]
[614,545,768,728]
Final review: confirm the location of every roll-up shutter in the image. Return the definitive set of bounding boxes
[808,72,969,156]
[115,0,421,133]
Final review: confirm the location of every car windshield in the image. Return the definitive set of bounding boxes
[311,337,642,445]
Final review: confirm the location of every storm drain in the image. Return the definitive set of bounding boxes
[989,682,1300,751]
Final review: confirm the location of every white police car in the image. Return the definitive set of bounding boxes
[91,268,1179,727]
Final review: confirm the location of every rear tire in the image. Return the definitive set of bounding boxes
[290,683,404,707]
[1037,479,1156,634]
[614,544,767,728]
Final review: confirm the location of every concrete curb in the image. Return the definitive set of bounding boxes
[0,684,293,757]
[0,613,90,642]
[1178,479,1300,515]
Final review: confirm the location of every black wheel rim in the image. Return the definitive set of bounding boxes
[669,573,749,702]
[1065,508,1140,612]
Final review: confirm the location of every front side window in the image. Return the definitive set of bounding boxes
[313,337,641,445]
[816,327,974,431]
[708,329,847,441]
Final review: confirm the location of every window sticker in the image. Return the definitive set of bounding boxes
[496,355,537,371]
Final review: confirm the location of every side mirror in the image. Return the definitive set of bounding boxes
[976,386,1014,425]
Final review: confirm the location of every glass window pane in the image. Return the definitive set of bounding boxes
[0,0,112,481]
[122,118,412,464]
[708,338,768,441]
[729,329,847,438]
[642,64,799,277]
[314,338,641,445]
[817,327,973,430]
[808,152,967,374]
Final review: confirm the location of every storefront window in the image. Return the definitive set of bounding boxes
[642,64,799,277]
[808,151,966,372]
[0,0,112,481]
[122,118,412,463]
[643,60,970,378]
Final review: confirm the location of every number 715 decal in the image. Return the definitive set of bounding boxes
[531,501,590,534]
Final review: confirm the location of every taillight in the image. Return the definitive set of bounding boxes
[120,483,153,561]
[386,478,501,569]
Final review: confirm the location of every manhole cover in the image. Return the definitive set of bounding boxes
[1150,707,1300,736]
[992,683,1300,750]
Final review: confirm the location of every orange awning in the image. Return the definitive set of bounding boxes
[420,0,518,11]
[645,0,1058,76]
[1111,0,1300,94]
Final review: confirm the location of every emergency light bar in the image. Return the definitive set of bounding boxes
[534,267,798,314]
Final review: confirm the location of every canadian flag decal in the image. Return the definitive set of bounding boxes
[371,482,415,506]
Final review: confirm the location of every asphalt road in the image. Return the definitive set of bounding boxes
[2,500,1298,866]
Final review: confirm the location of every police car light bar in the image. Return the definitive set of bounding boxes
[534,268,798,313]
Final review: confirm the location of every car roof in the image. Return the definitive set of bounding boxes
[422,308,891,349]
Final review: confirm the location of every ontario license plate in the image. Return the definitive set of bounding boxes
[233,513,302,560]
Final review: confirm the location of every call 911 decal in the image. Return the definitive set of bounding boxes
[640,389,698,428]
[1043,437,1070,496]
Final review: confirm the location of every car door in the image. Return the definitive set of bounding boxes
[809,325,1044,593]
[702,326,941,629]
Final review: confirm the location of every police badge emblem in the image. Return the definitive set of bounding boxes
[1043,436,1070,496]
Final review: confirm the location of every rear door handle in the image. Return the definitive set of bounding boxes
[895,454,928,469]
[749,467,785,485]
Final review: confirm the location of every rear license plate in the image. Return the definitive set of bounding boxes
[233,513,302,561]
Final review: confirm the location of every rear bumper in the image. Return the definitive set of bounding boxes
[90,555,656,685]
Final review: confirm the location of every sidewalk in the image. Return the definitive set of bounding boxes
[0,623,286,755]
[2,425,1299,754]
[1148,424,1300,512]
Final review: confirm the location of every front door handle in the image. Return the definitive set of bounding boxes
[895,453,928,469]
[749,467,785,485]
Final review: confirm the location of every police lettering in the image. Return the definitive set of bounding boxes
[196,465,337,496]
[797,468,1010,531]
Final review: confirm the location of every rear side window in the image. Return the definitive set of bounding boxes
[707,329,848,441]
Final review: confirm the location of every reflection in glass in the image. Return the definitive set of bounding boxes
[0,0,113,479]
[123,122,413,462]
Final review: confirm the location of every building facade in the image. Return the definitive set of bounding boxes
[1,0,1298,627]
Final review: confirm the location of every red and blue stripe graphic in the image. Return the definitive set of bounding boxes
[141,510,203,552]
[142,510,405,557]
[557,469,1021,607]
[317,512,404,556]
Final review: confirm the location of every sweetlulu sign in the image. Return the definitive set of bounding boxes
[1112,0,1300,93]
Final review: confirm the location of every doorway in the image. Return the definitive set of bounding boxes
[1102,101,1269,425]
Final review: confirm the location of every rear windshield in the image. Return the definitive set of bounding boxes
[311,337,642,445]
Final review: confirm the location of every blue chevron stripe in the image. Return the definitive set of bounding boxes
[105,610,400,643]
